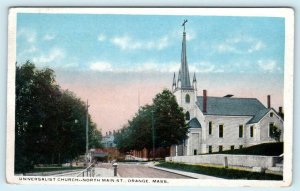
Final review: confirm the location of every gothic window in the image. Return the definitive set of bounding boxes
[239,125,243,138]
[269,122,274,137]
[219,124,224,138]
[185,94,190,103]
[270,112,274,117]
[185,111,190,120]
[208,145,212,153]
[193,149,197,155]
[250,126,254,137]
[219,145,223,152]
[209,121,212,135]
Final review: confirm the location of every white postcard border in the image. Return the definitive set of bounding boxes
[6,7,294,187]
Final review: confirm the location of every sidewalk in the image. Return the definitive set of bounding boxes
[146,162,223,179]
[94,167,116,177]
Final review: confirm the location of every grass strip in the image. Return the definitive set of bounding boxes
[29,166,83,173]
[156,162,283,180]
[211,142,283,156]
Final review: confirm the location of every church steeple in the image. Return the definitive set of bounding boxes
[179,19,192,89]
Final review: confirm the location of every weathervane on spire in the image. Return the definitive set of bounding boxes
[182,19,188,32]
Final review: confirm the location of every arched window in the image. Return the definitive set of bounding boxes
[185,111,190,121]
[185,94,190,103]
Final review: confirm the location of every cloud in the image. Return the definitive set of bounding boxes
[43,33,56,41]
[188,61,226,73]
[88,60,224,74]
[32,48,65,64]
[97,34,106,42]
[90,61,113,72]
[17,28,37,43]
[257,59,281,73]
[110,35,169,50]
[216,36,265,54]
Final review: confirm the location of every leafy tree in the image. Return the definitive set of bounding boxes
[15,61,102,173]
[114,89,187,153]
[152,89,187,147]
[270,125,282,142]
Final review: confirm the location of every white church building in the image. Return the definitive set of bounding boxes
[170,23,284,156]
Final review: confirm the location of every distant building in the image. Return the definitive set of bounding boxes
[101,131,116,148]
[170,22,284,156]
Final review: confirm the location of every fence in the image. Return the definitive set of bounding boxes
[76,163,95,177]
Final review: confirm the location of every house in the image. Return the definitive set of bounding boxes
[170,23,284,156]
[101,131,116,148]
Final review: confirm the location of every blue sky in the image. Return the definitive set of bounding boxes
[17,13,285,74]
[16,13,285,131]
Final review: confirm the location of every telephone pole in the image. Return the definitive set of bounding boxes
[86,100,89,165]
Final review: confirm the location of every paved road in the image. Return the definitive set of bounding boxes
[112,163,191,179]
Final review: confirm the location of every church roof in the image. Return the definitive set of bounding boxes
[188,118,202,128]
[246,108,281,124]
[196,96,266,116]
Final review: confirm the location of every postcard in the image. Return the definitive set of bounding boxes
[7,7,294,187]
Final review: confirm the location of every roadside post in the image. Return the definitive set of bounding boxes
[113,162,118,177]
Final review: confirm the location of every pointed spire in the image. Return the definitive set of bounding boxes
[177,70,181,87]
[172,72,177,91]
[193,72,197,91]
[180,20,192,88]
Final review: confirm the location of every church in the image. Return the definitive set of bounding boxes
[170,22,284,156]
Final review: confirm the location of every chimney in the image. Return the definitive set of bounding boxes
[279,106,282,114]
[109,131,112,135]
[278,106,284,119]
[203,90,207,113]
[267,95,271,109]
[106,132,108,136]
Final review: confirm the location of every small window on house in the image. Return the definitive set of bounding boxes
[239,145,243,149]
[194,149,197,155]
[208,145,212,153]
[270,112,274,117]
[219,124,224,138]
[239,125,243,138]
[269,123,274,137]
[185,94,190,103]
[230,145,234,150]
[209,121,212,135]
[250,126,254,137]
[219,145,223,152]
[185,111,190,121]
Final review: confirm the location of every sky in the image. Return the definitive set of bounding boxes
[16,13,285,133]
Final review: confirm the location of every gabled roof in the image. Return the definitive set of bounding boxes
[188,118,202,128]
[246,108,270,124]
[246,108,283,124]
[196,96,266,116]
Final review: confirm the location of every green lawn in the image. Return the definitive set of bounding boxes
[211,142,283,156]
[28,166,84,173]
[156,162,283,180]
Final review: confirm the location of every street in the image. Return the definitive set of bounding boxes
[116,163,190,178]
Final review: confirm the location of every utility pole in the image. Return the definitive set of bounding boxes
[86,100,90,166]
[151,110,155,160]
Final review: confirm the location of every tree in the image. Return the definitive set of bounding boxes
[152,89,187,147]
[114,89,187,152]
[15,61,102,173]
[270,125,282,142]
